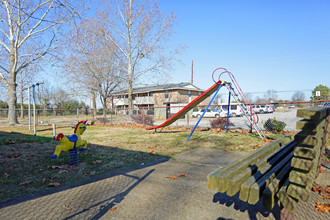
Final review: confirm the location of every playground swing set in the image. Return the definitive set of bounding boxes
[146,67,266,141]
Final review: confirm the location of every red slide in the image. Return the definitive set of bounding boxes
[146,80,222,130]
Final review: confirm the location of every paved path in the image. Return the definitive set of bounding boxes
[0,148,329,220]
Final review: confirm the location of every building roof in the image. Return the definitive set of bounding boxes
[112,82,204,95]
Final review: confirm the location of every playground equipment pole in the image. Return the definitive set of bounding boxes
[33,85,36,136]
[186,83,223,142]
[27,82,43,135]
[226,92,231,133]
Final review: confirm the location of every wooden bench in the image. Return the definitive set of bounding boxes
[208,107,329,219]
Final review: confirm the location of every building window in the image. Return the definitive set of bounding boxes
[165,91,169,99]
[188,91,191,97]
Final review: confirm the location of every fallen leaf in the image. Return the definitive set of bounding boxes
[320,167,325,173]
[20,180,34,186]
[58,170,68,174]
[150,151,156,154]
[2,172,9,179]
[166,176,178,180]
[92,160,102,164]
[315,202,330,213]
[109,207,117,211]
[85,170,96,176]
[48,165,64,169]
[48,182,61,187]
[7,154,21,158]
[42,178,46,184]
[313,184,321,193]
[178,173,187,177]
[4,140,15,145]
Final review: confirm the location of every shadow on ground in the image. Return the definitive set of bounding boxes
[0,129,168,220]
[213,192,280,220]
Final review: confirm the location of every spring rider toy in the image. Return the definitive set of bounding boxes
[51,120,89,164]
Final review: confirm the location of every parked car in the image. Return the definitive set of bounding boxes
[265,105,274,113]
[252,105,268,114]
[219,103,243,117]
[323,102,330,107]
[288,104,295,109]
[192,109,225,118]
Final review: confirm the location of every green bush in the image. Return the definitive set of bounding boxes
[147,109,154,115]
[264,117,286,132]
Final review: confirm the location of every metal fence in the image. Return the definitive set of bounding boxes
[0,100,329,133]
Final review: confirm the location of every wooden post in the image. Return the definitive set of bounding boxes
[52,124,56,140]
[142,110,145,127]
[316,108,329,177]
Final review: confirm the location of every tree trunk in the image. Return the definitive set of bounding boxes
[20,88,24,119]
[92,92,97,121]
[8,77,18,125]
[20,77,24,119]
[102,97,107,119]
[8,41,18,125]
[128,74,133,116]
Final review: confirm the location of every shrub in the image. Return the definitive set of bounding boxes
[126,110,141,115]
[210,118,234,129]
[264,117,286,132]
[147,109,154,115]
[131,114,154,126]
[97,117,110,124]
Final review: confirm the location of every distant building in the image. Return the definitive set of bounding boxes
[108,82,210,119]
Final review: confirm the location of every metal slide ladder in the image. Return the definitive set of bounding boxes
[225,82,266,139]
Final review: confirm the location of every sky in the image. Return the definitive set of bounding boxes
[156,0,330,101]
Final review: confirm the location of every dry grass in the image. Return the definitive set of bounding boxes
[0,123,281,201]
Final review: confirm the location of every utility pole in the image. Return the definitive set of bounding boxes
[191,60,194,84]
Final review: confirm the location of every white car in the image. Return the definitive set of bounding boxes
[219,104,243,117]
[192,109,225,118]
[252,105,268,114]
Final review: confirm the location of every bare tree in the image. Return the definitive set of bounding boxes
[0,0,83,125]
[102,0,178,115]
[263,90,278,103]
[17,65,34,118]
[66,18,125,119]
[292,91,305,102]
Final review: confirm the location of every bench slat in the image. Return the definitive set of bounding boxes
[262,161,292,210]
[207,135,293,192]
[247,152,293,204]
[227,140,296,197]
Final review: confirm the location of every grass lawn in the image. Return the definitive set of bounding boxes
[0,123,283,201]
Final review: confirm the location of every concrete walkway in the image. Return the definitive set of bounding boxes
[0,148,329,220]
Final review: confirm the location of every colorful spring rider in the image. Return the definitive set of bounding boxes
[51,121,88,164]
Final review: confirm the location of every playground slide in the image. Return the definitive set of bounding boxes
[146,80,222,130]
